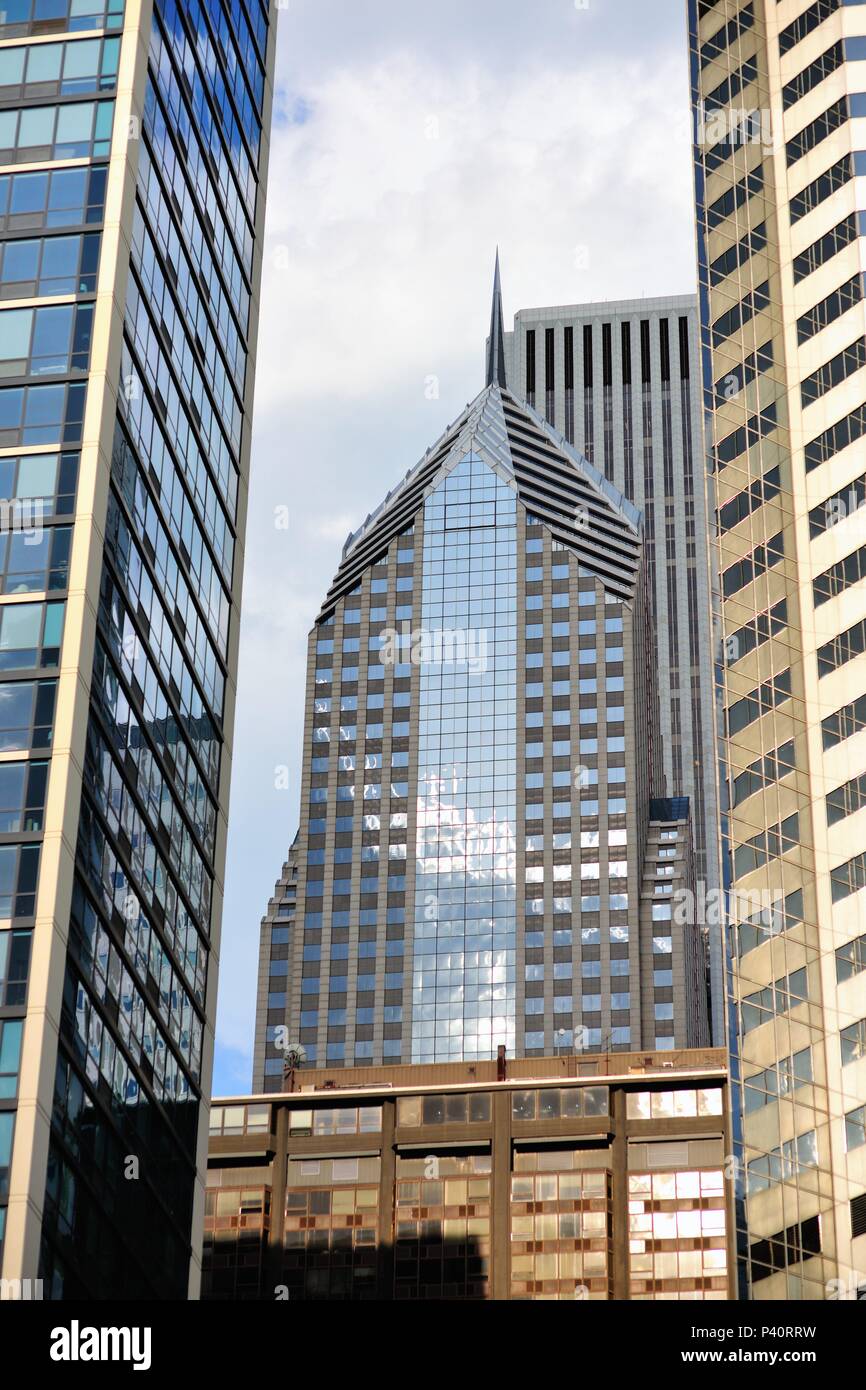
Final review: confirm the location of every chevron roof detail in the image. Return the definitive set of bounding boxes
[318,385,642,618]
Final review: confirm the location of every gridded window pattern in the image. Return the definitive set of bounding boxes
[510,1155,610,1300]
[841,1018,866,1067]
[626,1088,724,1120]
[845,1105,866,1153]
[202,1186,270,1300]
[827,770,866,826]
[744,1049,813,1113]
[802,338,866,406]
[822,691,866,750]
[395,1153,490,1299]
[735,883,804,958]
[742,968,808,1033]
[837,931,866,982]
[628,1169,727,1300]
[511,1086,609,1121]
[208,1103,271,1138]
[283,1156,380,1301]
[288,1105,382,1137]
[747,1131,819,1194]
[396,1092,490,1126]
[413,454,517,1062]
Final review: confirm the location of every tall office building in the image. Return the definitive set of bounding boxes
[501,296,723,1044]
[254,275,711,1090]
[0,0,276,1297]
[688,0,866,1298]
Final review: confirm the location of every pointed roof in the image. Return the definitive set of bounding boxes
[318,384,642,618]
[486,248,507,388]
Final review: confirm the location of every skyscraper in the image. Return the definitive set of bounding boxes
[688,0,866,1299]
[500,295,723,1044]
[0,0,276,1298]
[254,272,710,1089]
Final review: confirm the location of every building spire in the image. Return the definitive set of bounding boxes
[486,247,507,388]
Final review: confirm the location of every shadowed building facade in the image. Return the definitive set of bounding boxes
[254,277,711,1090]
[0,0,276,1297]
[687,0,866,1299]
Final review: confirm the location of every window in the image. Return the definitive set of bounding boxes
[802,338,866,408]
[823,692,866,750]
[845,1105,866,1152]
[742,968,808,1033]
[747,1132,818,1194]
[0,98,114,163]
[737,889,803,957]
[396,1092,491,1126]
[819,618,866,677]
[727,668,791,735]
[511,1086,608,1120]
[627,1089,723,1119]
[786,96,851,168]
[806,399,866,472]
[0,0,124,40]
[734,814,799,877]
[841,1019,866,1067]
[0,303,93,377]
[836,932,866,982]
[0,927,30,1005]
[0,679,56,751]
[0,760,47,832]
[700,3,753,67]
[798,272,864,347]
[712,282,769,348]
[744,1050,813,1113]
[790,153,855,223]
[0,524,70,594]
[783,40,845,110]
[715,403,777,470]
[827,771,866,825]
[779,0,842,56]
[0,600,64,668]
[794,212,860,283]
[731,741,795,807]
[725,598,787,666]
[0,231,100,300]
[722,532,784,598]
[0,36,119,103]
[0,1018,23,1098]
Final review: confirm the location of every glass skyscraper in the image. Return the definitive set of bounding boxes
[688,0,866,1299]
[0,0,276,1298]
[254,276,711,1086]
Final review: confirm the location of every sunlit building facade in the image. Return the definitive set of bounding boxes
[205,1050,735,1302]
[0,0,276,1297]
[688,0,866,1299]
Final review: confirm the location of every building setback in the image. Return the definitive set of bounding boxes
[687,0,866,1299]
[501,295,723,1045]
[255,273,711,1089]
[205,1049,735,1301]
[0,0,277,1297]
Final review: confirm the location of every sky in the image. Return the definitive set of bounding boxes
[212,0,701,1096]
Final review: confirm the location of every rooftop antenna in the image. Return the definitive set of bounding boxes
[280,1042,307,1093]
[486,247,507,388]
